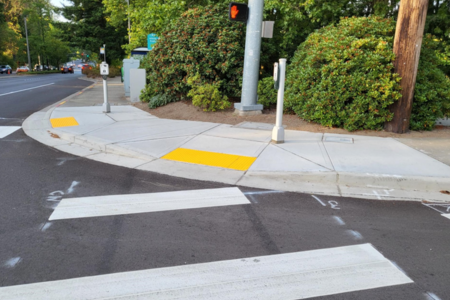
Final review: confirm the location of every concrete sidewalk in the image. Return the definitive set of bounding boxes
[23,77,450,203]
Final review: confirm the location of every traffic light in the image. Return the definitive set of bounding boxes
[229,3,248,22]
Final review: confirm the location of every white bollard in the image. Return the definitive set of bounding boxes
[102,77,110,113]
[272,58,287,143]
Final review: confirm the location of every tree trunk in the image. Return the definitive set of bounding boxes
[384,0,429,133]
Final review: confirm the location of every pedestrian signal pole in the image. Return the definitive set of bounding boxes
[229,1,264,116]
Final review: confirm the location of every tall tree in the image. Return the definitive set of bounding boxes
[59,0,127,64]
[102,0,228,54]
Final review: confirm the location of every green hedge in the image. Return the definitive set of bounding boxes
[410,36,450,130]
[285,16,450,131]
[257,77,278,108]
[140,4,245,103]
[18,70,61,75]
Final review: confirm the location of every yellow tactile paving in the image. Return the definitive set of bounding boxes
[162,148,257,171]
[50,117,79,128]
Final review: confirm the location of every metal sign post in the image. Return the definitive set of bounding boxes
[100,61,110,113]
[272,58,287,144]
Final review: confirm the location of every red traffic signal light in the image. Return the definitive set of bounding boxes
[229,3,248,22]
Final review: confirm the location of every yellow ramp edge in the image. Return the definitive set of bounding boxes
[162,148,256,171]
[50,117,79,128]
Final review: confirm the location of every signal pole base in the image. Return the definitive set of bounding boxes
[234,103,263,116]
[272,125,284,144]
[103,103,110,114]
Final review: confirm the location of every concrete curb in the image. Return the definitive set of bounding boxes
[22,108,450,203]
[21,87,450,203]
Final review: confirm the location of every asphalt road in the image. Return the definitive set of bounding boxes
[0,74,449,299]
[0,70,89,119]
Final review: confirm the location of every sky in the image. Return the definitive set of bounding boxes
[50,0,71,8]
[50,0,71,22]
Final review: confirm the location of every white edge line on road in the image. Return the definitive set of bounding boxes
[0,83,55,97]
[0,244,413,300]
[442,214,450,220]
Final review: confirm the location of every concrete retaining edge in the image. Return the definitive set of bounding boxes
[21,89,450,203]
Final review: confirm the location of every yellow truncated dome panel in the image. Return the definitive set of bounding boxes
[50,117,79,128]
[162,148,256,171]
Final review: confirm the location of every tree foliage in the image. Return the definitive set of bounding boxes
[102,0,229,54]
[0,0,71,68]
[140,4,245,102]
[58,0,127,64]
[285,16,450,131]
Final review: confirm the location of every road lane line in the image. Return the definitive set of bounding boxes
[49,187,250,220]
[442,214,450,220]
[0,126,21,138]
[0,83,54,97]
[0,244,413,299]
[311,195,326,206]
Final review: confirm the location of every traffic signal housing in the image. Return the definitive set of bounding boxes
[229,3,248,22]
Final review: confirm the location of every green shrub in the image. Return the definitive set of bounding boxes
[147,94,178,109]
[410,35,450,130]
[187,74,231,112]
[108,66,121,78]
[140,4,246,103]
[285,17,402,131]
[286,16,450,131]
[84,65,120,78]
[257,77,278,108]
[85,67,100,78]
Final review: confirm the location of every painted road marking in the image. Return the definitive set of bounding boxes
[49,187,249,220]
[50,117,79,128]
[0,83,54,97]
[312,195,326,206]
[442,214,450,220]
[0,126,21,139]
[162,148,256,171]
[0,244,412,299]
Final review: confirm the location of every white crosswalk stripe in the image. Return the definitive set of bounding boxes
[0,244,413,300]
[49,187,250,220]
[0,126,21,139]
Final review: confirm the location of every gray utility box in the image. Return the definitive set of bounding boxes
[436,117,450,126]
[123,58,140,97]
[130,69,146,103]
